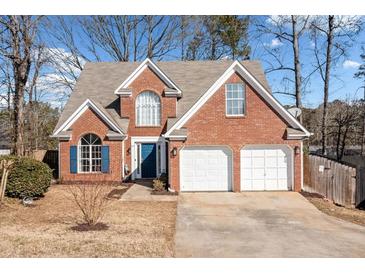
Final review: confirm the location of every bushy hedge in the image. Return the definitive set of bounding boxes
[0,155,52,198]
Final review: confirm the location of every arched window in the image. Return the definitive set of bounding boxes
[136,91,161,126]
[78,133,102,172]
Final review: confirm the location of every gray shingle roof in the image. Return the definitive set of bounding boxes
[54,60,271,134]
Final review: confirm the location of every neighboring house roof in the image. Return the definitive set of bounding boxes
[54,59,271,135]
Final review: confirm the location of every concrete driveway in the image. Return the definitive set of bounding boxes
[174,192,365,257]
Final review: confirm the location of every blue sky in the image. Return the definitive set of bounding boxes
[37,16,365,109]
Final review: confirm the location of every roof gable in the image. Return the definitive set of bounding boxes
[164,60,310,137]
[114,58,182,96]
[53,99,124,136]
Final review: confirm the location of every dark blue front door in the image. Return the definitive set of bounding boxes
[141,143,157,178]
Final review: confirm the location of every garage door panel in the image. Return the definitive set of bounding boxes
[252,150,265,157]
[265,157,278,167]
[252,157,265,168]
[242,157,252,168]
[265,179,279,190]
[265,149,278,157]
[266,167,278,179]
[242,168,252,179]
[253,168,265,179]
[277,168,288,179]
[180,147,232,191]
[241,146,292,191]
[252,180,265,190]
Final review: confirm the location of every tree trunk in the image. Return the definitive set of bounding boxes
[340,126,350,161]
[321,15,334,156]
[13,83,25,156]
[133,16,138,62]
[180,16,186,61]
[291,15,303,123]
[336,125,342,160]
[361,85,365,156]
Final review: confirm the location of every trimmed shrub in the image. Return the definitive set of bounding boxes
[0,155,52,198]
[152,179,165,192]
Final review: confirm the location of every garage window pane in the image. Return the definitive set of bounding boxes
[225,83,245,116]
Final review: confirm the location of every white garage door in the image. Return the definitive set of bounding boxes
[180,146,232,191]
[241,146,292,191]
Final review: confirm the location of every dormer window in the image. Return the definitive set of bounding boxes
[136,91,161,126]
[225,83,245,116]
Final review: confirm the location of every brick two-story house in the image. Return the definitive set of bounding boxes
[52,58,310,192]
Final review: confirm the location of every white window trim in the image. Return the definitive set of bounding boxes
[130,136,166,180]
[77,134,102,174]
[135,91,161,127]
[225,83,246,117]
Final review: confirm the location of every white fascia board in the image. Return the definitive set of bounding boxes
[165,60,310,137]
[166,135,187,141]
[54,99,124,135]
[50,134,72,140]
[114,58,182,95]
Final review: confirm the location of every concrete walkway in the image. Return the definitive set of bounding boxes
[120,181,178,202]
[174,192,365,257]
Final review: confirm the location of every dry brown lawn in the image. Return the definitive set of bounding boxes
[302,191,365,227]
[0,184,177,258]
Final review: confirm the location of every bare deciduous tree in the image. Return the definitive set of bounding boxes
[66,182,114,227]
[0,16,43,155]
[354,46,365,156]
[328,100,360,160]
[310,15,363,155]
[255,15,310,122]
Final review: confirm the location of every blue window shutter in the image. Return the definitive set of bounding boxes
[101,145,110,173]
[70,146,78,174]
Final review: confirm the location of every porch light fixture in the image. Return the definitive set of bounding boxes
[171,147,177,156]
[294,146,300,155]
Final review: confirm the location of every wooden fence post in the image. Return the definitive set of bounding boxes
[0,159,14,203]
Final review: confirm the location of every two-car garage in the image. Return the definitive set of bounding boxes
[179,145,293,192]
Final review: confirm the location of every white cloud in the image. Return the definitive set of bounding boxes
[343,60,360,69]
[264,38,283,48]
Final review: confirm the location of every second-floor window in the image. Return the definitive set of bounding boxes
[136,91,161,126]
[225,83,245,116]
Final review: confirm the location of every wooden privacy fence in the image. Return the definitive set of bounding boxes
[32,150,59,178]
[303,154,365,208]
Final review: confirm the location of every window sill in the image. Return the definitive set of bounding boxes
[77,172,103,174]
[135,125,162,128]
[225,115,246,119]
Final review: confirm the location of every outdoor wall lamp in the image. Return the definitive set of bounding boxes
[127,147,131,155]
[171,147,177,156]
[294,146,300,155]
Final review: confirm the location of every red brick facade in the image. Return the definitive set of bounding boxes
[168,72,302,192]
[120,67,176,177]
[59,67,303,191]
[59,108,122,182]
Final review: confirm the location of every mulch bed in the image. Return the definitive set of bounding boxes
[107,183,133,199]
